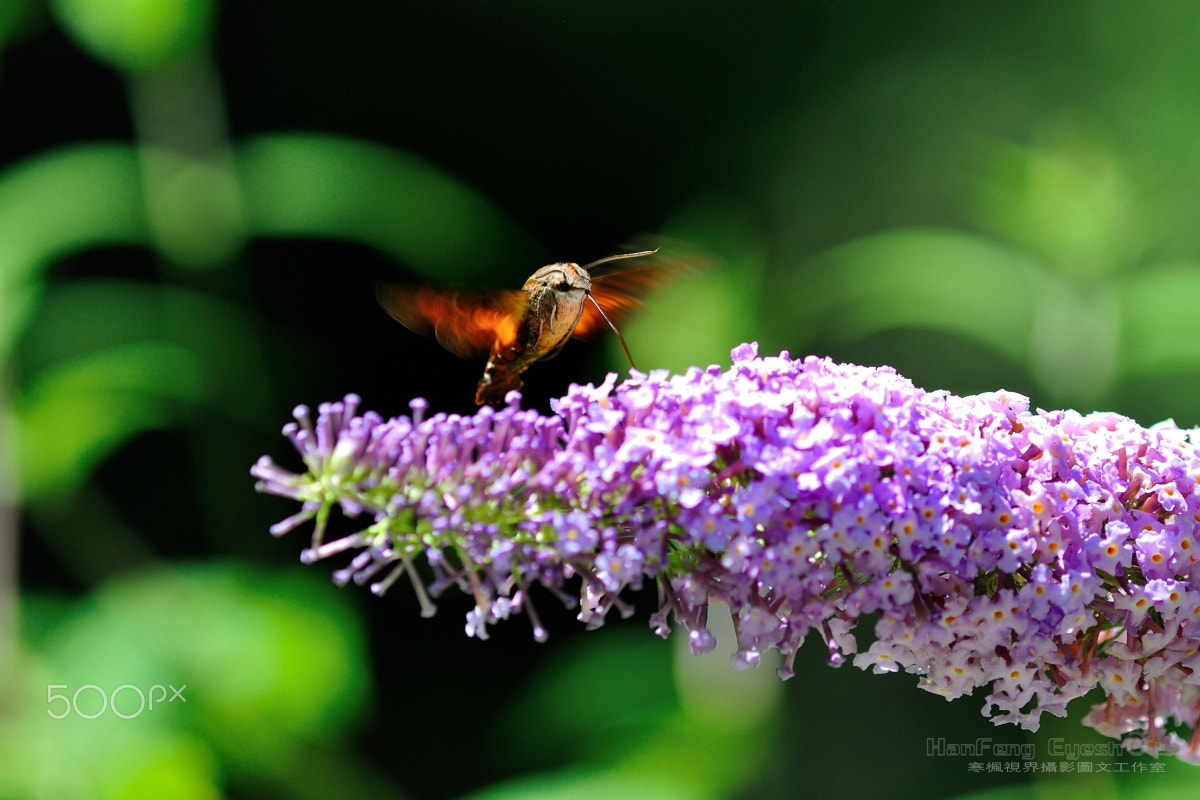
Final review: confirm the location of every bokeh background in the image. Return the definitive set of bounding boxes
[5,1,1200,798]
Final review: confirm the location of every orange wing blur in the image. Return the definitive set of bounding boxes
[573,269,667,339]
[573,243,703,339]
[376,284,527,359]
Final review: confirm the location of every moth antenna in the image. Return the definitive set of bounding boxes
[581,248,658,272]
[586,293,637,370]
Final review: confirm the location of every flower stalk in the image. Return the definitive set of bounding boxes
[253,343,1200,760]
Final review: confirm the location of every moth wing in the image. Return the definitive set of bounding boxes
[573,243,704,338]
[572,269,665,339]
[377,284,526,359]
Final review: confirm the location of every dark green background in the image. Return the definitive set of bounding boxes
[5,1,1200,798]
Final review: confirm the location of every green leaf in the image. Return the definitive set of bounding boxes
[237,133,540,282]
[0,144,147,364]
[13,340,203,501]
[1117,261,1200,380]
[10,563,372,799]
[20,280,273,424]
[969,120,1156,279]
[770,228,1041,365]
[50,0,213,72]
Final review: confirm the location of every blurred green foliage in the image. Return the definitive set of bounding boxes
[479,622,780,800]
[765,117,1199,411]
[51,0,213,72]
[237,134,540,280]
[4,1,1200,799]
[4,563,373,799]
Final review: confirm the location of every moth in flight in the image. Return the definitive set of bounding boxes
[377,249,675,405]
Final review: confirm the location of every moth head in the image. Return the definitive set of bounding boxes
[526,262,592,297]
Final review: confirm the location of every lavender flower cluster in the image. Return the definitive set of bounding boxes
[253,343,1200,759]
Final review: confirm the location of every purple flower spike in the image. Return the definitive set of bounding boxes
[253,343,1200,760]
